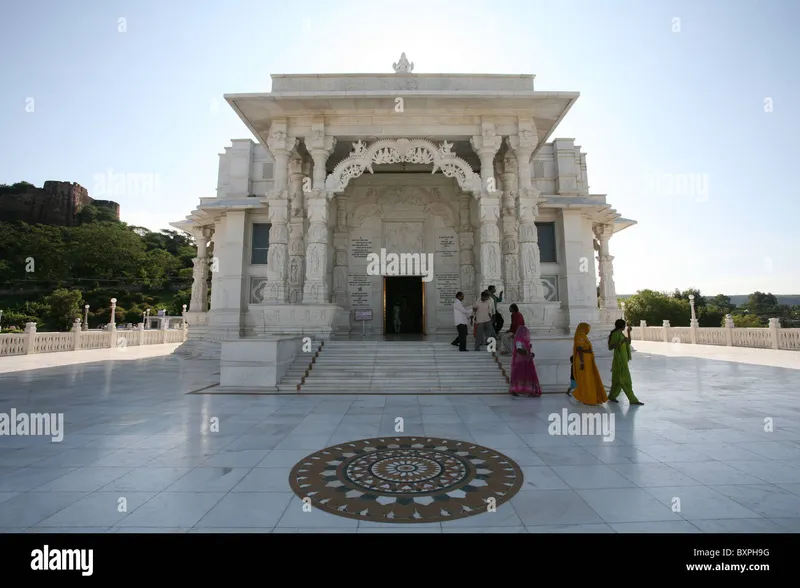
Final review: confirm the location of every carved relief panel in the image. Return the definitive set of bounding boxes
[384,222,424,253]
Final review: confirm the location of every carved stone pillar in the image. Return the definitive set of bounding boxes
[332,194,349,307]
[501,154,520,302]
[287,156,306,304]
[594,224,618,310]
[509,120,544,302]
[264,122,297,303]
[303,194,330,303]
[303,127,336,304]
[189,226,211,312]
[307,122,336,192]
[457,193,476,299]
[471,121,503,293]
[478,196,502,294]
[518,193,544,301]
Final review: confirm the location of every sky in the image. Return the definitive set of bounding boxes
[1,0,798,296]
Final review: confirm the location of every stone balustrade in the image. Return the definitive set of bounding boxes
[0,319,188,357]
[629,317,800,351]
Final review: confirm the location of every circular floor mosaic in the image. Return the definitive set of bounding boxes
[288,437,524,523]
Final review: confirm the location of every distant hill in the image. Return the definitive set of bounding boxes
[618,294,800,306]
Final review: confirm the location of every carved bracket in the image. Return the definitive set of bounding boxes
[307,122,336,153]
[267,122,298,156]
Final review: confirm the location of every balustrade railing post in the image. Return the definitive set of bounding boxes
[138,322,145,346]
[639,320,647,341]
[72,318,82,351]
[768,317,781,349]
[182,304,188,342]
[161,317,169,344]
[24,322,37,354]
[108,297,117,349]
[724,314,734,346]
[662,320,670,343]
[690,319,698,344]
[688,294,698,344]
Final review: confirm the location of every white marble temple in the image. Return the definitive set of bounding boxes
[171,56,634,372]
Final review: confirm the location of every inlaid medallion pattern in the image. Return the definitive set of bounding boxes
[288,437,524,523]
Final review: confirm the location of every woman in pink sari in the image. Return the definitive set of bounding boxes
[509,325,542,397]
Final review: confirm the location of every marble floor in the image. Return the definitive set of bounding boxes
[0,342,799,533]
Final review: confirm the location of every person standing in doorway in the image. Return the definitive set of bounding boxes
[452,292,472,352]
[608,319,644,405]
[392,301,402,334]
[472,291,495,352]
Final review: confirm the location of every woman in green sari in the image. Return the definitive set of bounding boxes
[607,319,644,405]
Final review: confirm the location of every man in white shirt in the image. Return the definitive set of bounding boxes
[452,292,473,352]
[472,291,495,351]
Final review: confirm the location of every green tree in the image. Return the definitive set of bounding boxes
[66,222,149,282]
[44,288,83,330]
[707,294,735,312]
[0,222,70,282]
[123,308,144,324]
[672,288,731,327]
[143,248,182,288]
[0,217,196,330]
[672,288,706,309]
[701,294,736,326]
[621,289,691,326]
[168,289,191,315]
[1,309,39,330]
[728,313,763,328]
[0,181,37,194]
[744,291,779,315]
[77,204,119,224]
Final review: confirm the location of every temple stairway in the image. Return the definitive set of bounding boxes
[276,340,509,394]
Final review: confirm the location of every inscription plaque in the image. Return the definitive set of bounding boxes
[348,274,372,308]
[436,273,460,306]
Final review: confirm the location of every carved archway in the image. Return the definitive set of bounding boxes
[325,139,482,195]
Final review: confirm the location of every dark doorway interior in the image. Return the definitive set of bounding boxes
[385,276,424,334]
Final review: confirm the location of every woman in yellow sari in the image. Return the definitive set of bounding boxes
[571,322,608,405]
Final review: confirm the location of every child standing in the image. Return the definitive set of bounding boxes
[566,355,577,395]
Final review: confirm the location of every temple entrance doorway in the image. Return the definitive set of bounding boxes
[383,276,425,335]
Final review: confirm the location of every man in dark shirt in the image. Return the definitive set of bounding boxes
[488,285,504,333]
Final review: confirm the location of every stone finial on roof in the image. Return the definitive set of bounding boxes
[392,53,413,73]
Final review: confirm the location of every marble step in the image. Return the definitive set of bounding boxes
[289,367,505,374]
[317,353,493,356]
[288,373,503,380]
[290,361,499,367]
[277,340,508,393]
[291,380,502,386]
[299,363,498,368]
[306,357,495,363]
[284,370,501,382]
[285,374,507,384]
[278,385,506,393]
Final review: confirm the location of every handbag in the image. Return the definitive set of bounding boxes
[493,312,504,333]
